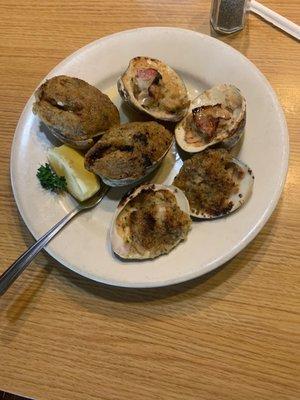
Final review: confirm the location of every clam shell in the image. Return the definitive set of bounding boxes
[175,84,246,153]
[191,158,254,219]
[33,75,120,150]
[100,140,173,187]
[84,121,174,187]
[174,155,254,219]
[47,127,104,151]
[110,184,191,259]
[118,57,190,122]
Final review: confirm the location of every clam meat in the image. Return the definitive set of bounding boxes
[173,149,254,219]
[118,57,190,122]
[33,75,120,150]
[175,84,246,153]
[110,184,192,259]
[84,121,173,186]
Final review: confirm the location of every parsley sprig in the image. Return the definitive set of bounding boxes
[36,163,67,192]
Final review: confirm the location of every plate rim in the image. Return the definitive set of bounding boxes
[10,27,289,288]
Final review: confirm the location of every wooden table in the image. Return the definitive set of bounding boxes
[1,1,299,399]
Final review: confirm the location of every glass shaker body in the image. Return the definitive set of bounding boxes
[211,0,249,34]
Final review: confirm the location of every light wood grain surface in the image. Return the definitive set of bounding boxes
[0,1,299,399]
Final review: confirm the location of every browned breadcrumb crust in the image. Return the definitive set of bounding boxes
[173,149,244,216]
[85,122,173,180]
[116,188,191,257]
[33,75,120,140]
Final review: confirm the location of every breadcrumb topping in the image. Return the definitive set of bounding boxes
[173,149,244,217]
[85,122,172,180]
[116,188,191,258]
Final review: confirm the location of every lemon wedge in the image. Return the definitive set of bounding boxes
[48,145,100,202]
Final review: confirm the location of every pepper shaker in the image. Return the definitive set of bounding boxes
[211,0,249,34]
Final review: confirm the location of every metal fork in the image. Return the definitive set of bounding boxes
[0,185,110,296]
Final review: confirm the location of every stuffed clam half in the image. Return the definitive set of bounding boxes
[110,184,192,259]
[84,121,173,187]
[173,149,254,219]
[175,84,246,153]
[118,57,190,122]
[33,75,120,150]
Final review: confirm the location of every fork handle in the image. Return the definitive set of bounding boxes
[0,206,80,296]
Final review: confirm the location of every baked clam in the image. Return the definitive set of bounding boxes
[33,75,120,150]
[175,84,246,153]
[173,149,254,219]
[110,184,192,259]
[84,121,173,186]
[118,57,190,122]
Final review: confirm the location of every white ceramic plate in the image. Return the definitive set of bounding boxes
[10,27,289,288]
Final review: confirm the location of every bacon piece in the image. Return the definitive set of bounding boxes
[192,105,231,140]
[193,113,219,138]
[136,68,162,93]
[136,68,159,81]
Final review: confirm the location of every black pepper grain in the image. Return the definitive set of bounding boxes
[211,0,247,33]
